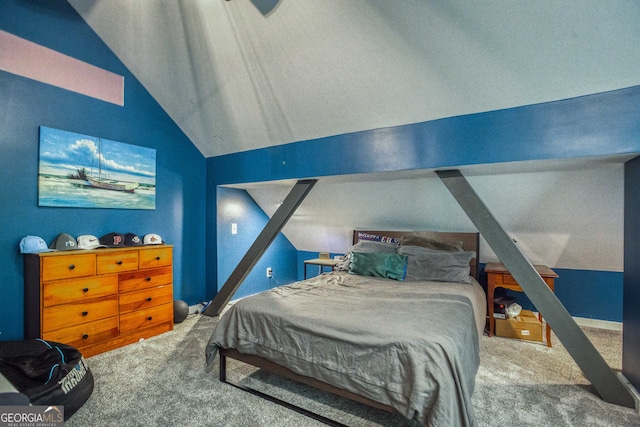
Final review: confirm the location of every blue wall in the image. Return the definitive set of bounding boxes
[216,187,298,298]
[0,1,207,340]
[492,268,624,322]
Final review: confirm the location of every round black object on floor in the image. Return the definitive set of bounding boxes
[0,339,94,420]
[173,300,189,323]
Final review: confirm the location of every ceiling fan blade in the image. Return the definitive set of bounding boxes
[250,0,282,16]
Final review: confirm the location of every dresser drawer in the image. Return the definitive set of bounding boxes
[42,316,119,349]
[42,254,96,281]
[139,247,172,269]
[119,303,173,333]
[43,274,118,307]
[97,251,139,274]
[118,266,172,293]
[42,296,119,332]
[119,285,173,314]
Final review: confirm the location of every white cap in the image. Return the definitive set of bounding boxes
[77,235,107,250]
[143,233,163,245]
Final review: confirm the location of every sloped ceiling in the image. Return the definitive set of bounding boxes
[237,156,632,268]
[68,0,640,158]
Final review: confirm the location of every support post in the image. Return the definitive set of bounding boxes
[436,169,636,409]
[204,179,317,317]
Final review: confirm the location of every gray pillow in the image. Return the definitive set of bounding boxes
[398,246,475,283]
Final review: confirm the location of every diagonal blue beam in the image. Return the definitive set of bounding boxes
[437,169,636,409]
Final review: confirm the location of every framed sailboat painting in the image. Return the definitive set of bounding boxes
[38,126,156,210]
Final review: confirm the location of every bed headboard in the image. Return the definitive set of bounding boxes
[353,230,480,279]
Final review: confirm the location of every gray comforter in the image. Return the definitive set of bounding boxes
[206,271,486,427]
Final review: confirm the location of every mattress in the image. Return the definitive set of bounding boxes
[206,271,486,427]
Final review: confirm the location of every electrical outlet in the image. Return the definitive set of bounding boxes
[266,267,273,278]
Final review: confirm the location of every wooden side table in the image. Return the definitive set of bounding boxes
[304,258,339,279]
[485,262,558,347]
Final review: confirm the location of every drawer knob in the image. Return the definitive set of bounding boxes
[116,260,123,265]
[146,297,152,302]
[69,264,75,270]
[82,311,88,316]
[82,287,89,293]
[82,334,89,339]
[155,256,160,261]
[145,277,151,281]
[147,316,153,321]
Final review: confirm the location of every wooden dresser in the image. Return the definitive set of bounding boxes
[24,245,174,357]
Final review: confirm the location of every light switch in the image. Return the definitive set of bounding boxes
[231,223,237,234]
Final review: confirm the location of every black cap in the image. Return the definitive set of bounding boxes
[99,232,126,248]
[124,233,143,246]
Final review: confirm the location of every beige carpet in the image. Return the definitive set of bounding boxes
[474,325,639,427]
[66,314,640,426]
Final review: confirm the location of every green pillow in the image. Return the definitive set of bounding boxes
[349,252,408,281]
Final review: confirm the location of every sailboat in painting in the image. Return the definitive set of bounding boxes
[86,139,140,193]
[87,175,139,192]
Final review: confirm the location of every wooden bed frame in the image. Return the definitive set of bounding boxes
[218,230,481,426]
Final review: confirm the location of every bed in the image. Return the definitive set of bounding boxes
[206,230,486,427]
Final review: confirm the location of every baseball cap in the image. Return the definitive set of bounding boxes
[143,233,163,245]
[77,235,107,250]
[99,232,126,248]
[20,236,57,254]
[124,233,143,246]
[49,233,78,251]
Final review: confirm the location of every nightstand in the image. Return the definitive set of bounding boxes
[304,258,340,279]
[485,262,558,347]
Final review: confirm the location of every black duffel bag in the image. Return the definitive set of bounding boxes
[0,339,94,420]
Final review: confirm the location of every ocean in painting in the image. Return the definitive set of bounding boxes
[38,127,156,210]
[38,174,156,210]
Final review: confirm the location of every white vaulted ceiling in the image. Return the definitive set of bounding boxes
[67,0,640,158]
